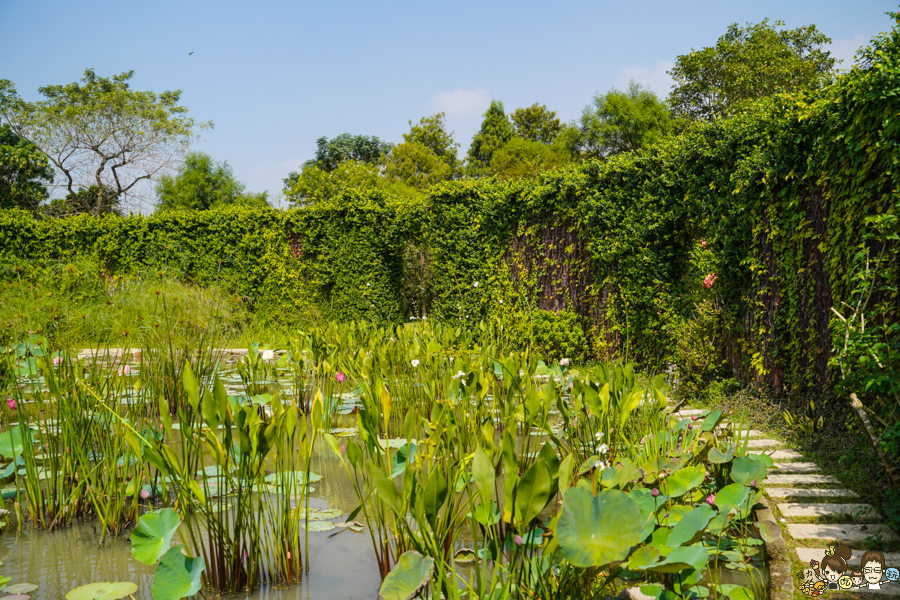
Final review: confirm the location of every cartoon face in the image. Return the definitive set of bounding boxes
[886,568,899,582]
[863,560,883,584]
[851,575,863,587]
[823,565,842,582]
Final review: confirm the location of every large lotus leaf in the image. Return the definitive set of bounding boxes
[714,483,750,513]
[660,466,705,498]
[557,487,644,568]
[646,544,709,574]
[700,410,723,432]
[729,457,766,486]
[380,550,434,600]
[667,504,715,547]
[627,545,663,570]
[708,446,735,464]
[4,584,38,594]
[0,425,27,460]
[152,545,205,600]
[131,508,182,565]
[66,582,138,600]
[301,520,336,532]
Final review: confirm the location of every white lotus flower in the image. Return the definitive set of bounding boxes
[559,358,570,366]
[262,350,275,360]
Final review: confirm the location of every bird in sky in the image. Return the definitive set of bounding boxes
[189,51,194,55]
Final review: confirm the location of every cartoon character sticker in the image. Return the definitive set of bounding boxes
[798,545,897,596]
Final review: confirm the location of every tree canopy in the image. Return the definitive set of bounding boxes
[489,137,569,179]
[0,123,53,211]
[304,133,393,171]
[579,81,676,158]
[466,100,514,174]
[667,19,835,120]
[0,69,208,215]
[383,113,459,189]
[155,152,269,211]
[510,104,564,144]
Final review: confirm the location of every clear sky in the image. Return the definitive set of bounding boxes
[1,0,894,208]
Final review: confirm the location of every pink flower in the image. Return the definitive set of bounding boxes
[6,398,16,410]
[559,358,570,366]
[340,445,347,454]
[705,494,716,506]
[334,372,346,383]
[651,488,660,497]
[687,423,693,430]
[287,551,292,559]
[513,534,523,546]
[699,239,708,248]
[53,356,63,366]
[750,479,757,487]
[703,273,718,289]
[117,364,131,376]
[140,489,151,500]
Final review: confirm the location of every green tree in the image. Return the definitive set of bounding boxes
[466,100,514,175]
[44,185,121,217]
[510,103,563,144]
[579,81,675,158]
[305,133,393,171]
[667,19,835,120]
[0,123,53,211]
[0,69,208,215]
[283,160,381,207]
[155,152,269,211]
[383,113,459,189]
[488,137,569,179]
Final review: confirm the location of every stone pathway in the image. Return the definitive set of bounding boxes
[673,408,900,595]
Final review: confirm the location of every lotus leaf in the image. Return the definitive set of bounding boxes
[646,544,709,574]
[301,520,336,532]
[700,410,723,431]
[660,465,704,497]
[152,545,205,600]
[708,446,735,464]
[729,457,767,486]
[667,504,715,547]
[131,507,181,565]
[4,584,38,594]
[65,582,137,600]
[379,550,434,600]
[714,483,750,513]
[557,487,643,567]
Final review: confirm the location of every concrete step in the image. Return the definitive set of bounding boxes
[768,449,804,461]
[796,547,900,570]
[765,488,859,499]
[766,473,840,485]
[746,438,784,449]
[788,523,899,546]
[776,503,881,521]
[772,462,821,473]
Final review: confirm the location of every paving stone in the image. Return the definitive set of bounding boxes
[795,547,900,570]
[768,450,805,461]
[772,462,821,473]
[776,503,881,521]
[672,409,706,416]
[766,488,859,499]
[746,438,784,449]
[787,523,899,545]
[766,473,840,485]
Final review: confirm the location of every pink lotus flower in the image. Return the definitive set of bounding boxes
[651,488,660,497]
[53,356,63,366]
[6,398,16,410]
[117,364,131,376]
[750,479,757,487]
[705,494,716,506]
[340,445,347,454]
[703,273,718,289]
[334,371,346,383]
[513,534,523,546]
[140,489,151,500]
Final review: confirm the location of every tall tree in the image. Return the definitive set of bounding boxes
[579,81,675,158]
[668,20,835,120]
[283,160,381,207]
[510,104,563,144]
[305,133,393,171]
[466,100,514,175]
[155,152,269,211]
[0,69,208,214]
[383,113,459,188]
[489,137,569,179]
[0,123,53,211]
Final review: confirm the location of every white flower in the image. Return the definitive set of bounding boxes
[779,518,786,523]
[474,281,479,287]
[367,283,371,287]
[499,299,503,304]
[452,370,466,379]
[594,432,604,440]
[411,359,420,367]
[262,350,275,360]
[597,443,609,454]
[559,358,570,366]
[594,460,608,470]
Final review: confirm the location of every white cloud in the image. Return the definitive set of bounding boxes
[616,60,675,97]
[827,34,869,71]
[430,88,491,118]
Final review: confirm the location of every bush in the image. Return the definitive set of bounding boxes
[665,299,727,401]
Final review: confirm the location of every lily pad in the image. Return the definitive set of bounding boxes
[131,507,182,565]
[380,550,435,600]
[152,545,205,600]
[301,520,336,532]
[556,487,644,568]
[334,520,365,532]
[65,582,137,600]
[3,595,31,600]
[4,584,38,594]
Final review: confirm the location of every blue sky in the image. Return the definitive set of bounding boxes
[1,0,894,208]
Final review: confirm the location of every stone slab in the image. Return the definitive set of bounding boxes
[766,488,859,499]
[768,450,805,461]
[672,409,706,416]
[772,462,821,473]
[795,547,900,570]
[776,503,881,521]
[746,438,784,449]
[788,523,899,546]
[766,473,840,485]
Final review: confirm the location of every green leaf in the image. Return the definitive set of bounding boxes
[556,487,644,567]
[646,544,709,574]
[714,483,750,513]
[667,504,715,547]
[182,362,201,410]
[0,425,26,459]
[700,410,723,431]
[66,582,138,600]
[472,445,495,505]
[730,456,767,486]
[515,459,552,526]
[152,545,205,600]
[379,550,434,600]
[718,584,754,600]
[391,442,416,478]
[708,446,735,464]
[375,475,402,516]
[423,469,448,528]
[131,508,181,566]
[660,465,705,497]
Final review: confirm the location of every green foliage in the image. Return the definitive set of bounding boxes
[379,551,434,600]
[667,19,835,120]
[510,103,564,144]
[665,300,728,402]
[466,100,514,174]
[0,123,52,211]
[131,507,182,565]
[0,69,207,213]
[488,137,569,179]
[44,185,122,217]
[303,133,393,171]
[510,310,590,363]
[65,582,138,600]
[283,160,381,207]
[579,80,676,157]
[383,141,454,190]
[155,152,269,211]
